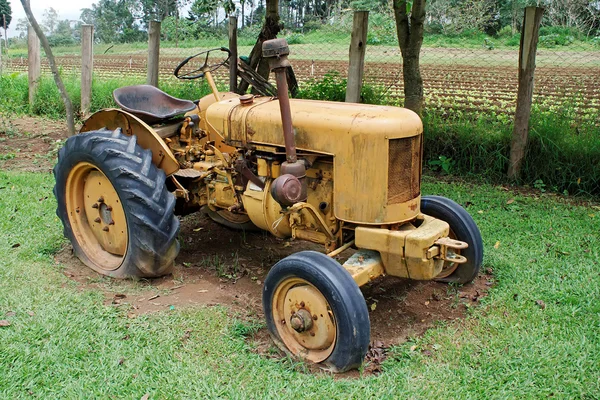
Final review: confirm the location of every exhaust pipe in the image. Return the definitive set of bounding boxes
[262,39,307,206]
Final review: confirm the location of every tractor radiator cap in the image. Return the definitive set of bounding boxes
[262,38,290,59]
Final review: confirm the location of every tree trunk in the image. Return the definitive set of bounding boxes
[20,0,75,136]
[393,0,426,116]
[238,0,281,94]
[508,7,544,180]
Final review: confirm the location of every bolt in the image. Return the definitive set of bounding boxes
[106,206,113,211]
[310,332,315,337]
[91,203,99,209]
[313,314,318,320]
[102,226,109,232]
[98,196,105,203]
[300,301,305,307]
[109,220,115,225]
[94,217,101,223]
[281,319,286,325]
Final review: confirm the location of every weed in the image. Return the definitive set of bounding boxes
[428,155,455,174]
[0,153,16,161]
[533,179,546,192]
[230,318,263,339]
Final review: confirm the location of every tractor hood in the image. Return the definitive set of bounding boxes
[206,97,423,224]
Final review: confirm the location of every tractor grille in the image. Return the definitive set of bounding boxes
[387,136,422,204]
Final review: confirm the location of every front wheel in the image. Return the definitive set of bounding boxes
[421,196,483,284]
[53,128,180,278]
[263,251,370,372]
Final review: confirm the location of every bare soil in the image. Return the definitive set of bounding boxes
[0,115,70,172]
[4,116,493,374]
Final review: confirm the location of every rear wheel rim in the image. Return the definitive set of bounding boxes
[65,162,128,271]
[272,277,336,363]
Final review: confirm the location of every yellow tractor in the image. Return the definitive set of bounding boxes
[53,39,483,372]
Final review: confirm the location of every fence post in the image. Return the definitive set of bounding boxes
[229,16,238,93]
[345,11,368,103]
[508,6,544,180]
[27,24,41,107]
[147,20,161,87]
[81,24,94,118]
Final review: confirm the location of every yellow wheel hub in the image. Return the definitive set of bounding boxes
[65,162,128,271]
[272,278,336,363]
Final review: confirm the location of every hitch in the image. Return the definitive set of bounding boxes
[433,237,468,264]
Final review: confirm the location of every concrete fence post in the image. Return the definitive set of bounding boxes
[346,11,369,103]
[147,20,161,87]
[81,24,94,118]
[27,24,41,106]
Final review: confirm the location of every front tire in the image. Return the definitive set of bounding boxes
[53,128,180,278]
[263,251,370,372]
[421,195,483,284]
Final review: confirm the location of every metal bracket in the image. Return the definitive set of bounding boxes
[434,237,468,264]
[170,175,189,202]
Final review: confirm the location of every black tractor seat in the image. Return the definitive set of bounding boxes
[113,85,197,125]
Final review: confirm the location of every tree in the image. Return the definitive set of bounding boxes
[0,0,11,47]
[42,7,58,34]
[20,0,75,135]
[393,0,426,115]
[238,0,281,93]
[15,17,27,36]
[49,19,76,46]
[80,0,146,43]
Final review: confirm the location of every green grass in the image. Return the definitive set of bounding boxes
[0,73,214,122]
[422,107,600,197]
[0,169,599,398]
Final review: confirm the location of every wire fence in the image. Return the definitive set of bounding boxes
[2,12,599,127]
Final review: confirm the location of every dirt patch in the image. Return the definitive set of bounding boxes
[0,115,70,172]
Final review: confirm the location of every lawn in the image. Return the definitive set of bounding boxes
[0,169,598,398]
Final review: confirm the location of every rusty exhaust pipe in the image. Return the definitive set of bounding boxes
[262,39,307,206]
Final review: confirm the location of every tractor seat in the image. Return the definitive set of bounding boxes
[113,85,197,124]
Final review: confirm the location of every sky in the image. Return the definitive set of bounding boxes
[6,0,97,37]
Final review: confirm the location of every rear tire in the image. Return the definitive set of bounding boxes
[53,128,179,278]
[421,196,483,284]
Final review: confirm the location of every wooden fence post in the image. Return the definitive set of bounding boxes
[508,7,544,180]
[27,24,41,107]
[345,11,368,103]
[81,24,94,118]
[229,16,238,93]
[147,20,160,87]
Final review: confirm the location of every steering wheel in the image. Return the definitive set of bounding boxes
[174,47,232,80]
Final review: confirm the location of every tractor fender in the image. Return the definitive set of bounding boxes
[80,109,179,176]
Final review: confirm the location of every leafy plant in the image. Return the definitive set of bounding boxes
[428,155,455,174]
